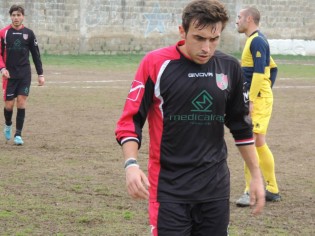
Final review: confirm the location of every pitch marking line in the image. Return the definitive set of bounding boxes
[44,80,129,84]
[31,79,130,88]
[274,85,315,89]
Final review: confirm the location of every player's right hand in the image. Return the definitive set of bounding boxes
[249,174,265,215]
[125,166,150,200]
[1,68,10,78]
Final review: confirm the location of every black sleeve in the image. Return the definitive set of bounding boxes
[29,30,43,75]
[225,62,253,143]
[270,67,278,88]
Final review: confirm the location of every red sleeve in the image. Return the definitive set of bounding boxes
[0,27,7,70]
[115,53,153,147]
[115,44,180,148]
[0,25,12,70]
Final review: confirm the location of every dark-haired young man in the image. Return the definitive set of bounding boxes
[116,1,265,235]
[0,4,45,145]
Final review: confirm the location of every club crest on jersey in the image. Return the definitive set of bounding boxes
[127,80,145,102]
[216,73,228,90]
[23,34,28,40]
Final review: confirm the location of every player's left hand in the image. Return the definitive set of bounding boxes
[38,75,45,86]
[249,175,265,215]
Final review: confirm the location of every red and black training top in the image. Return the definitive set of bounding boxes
[0,24,43,79]
[116,40,254,203]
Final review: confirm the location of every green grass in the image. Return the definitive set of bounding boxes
[41,54,143,71]
[277,63,315,79]
[41,53,315,80]
[0,210,15,219]
[272,54,315,61]
[232,52,315,62]
[232,53,315,80]
[273,54,315,79]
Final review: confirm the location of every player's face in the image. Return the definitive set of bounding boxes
[236,10,248,33]
[10,11,24,29]
[179,21,222,64]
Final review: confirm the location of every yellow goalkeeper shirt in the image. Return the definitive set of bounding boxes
[241,30,277,102]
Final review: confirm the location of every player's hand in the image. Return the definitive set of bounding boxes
[1,68,10,78]
[125,166,150,200]
[38,75,45,86]
[249,176,265,215]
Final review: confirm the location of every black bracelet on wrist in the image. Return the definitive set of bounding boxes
[124,158,139,169]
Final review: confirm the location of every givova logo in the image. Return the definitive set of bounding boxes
[188,72,213,78]
[191,90,213,112]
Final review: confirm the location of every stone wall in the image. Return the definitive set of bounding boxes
[0,0,314,55]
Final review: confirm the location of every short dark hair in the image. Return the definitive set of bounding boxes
[9,4,25,16]
[182,0,229,33]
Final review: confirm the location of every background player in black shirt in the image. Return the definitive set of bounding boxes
[0,4,45,145]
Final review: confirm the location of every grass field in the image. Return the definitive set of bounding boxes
[0,54,314,236]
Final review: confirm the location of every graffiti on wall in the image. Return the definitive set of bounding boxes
[144,3,170,37]
[7,0,183,38]
[83,1,181,37]
[3,0,312,55]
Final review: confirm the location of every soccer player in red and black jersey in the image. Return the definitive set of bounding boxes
[0,4,45,145]
[115,0,265,235]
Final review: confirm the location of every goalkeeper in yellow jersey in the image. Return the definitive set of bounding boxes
[235,6,281,206]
